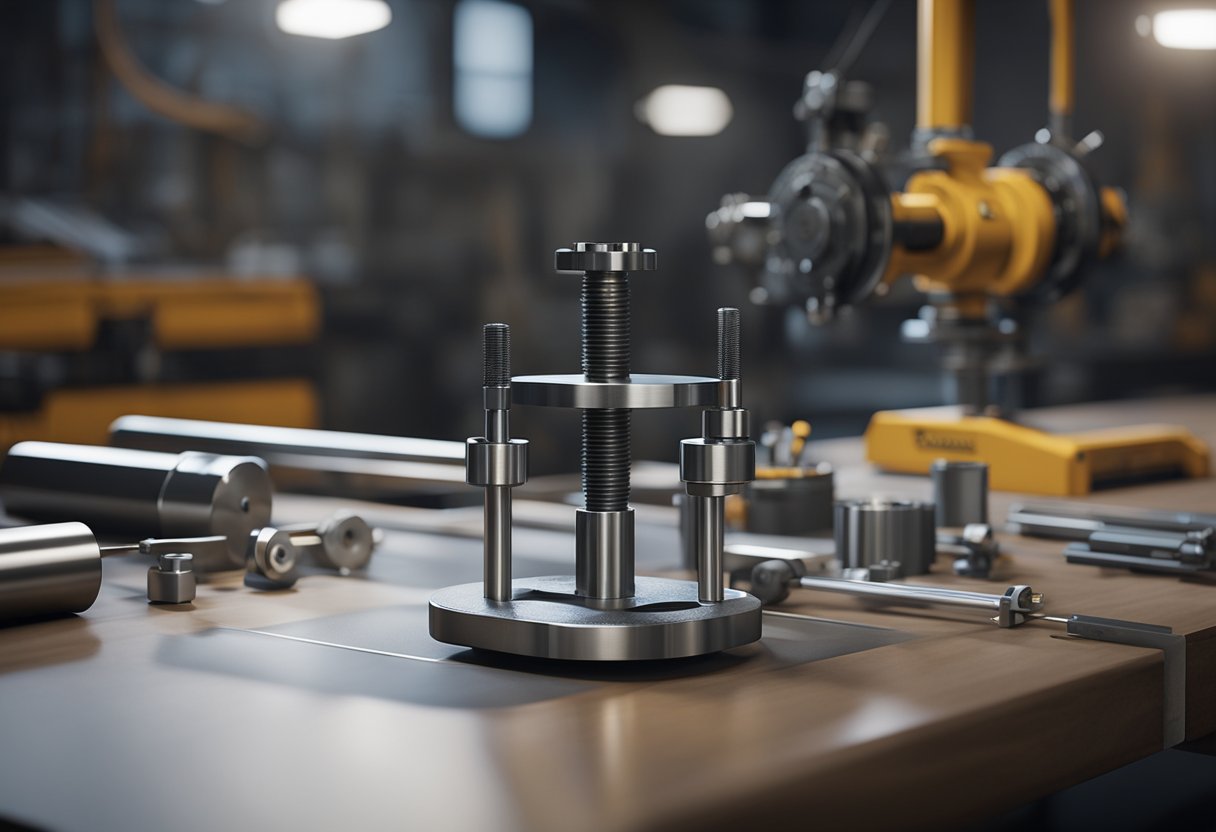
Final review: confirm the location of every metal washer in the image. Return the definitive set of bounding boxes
[429,575,762,661]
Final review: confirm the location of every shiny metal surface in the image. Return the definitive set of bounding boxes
[691,496,724,602]
[429,575,761,661]
[283,512,377,572]
[834,498,935,577]
[679,438,756,490]
[510,374,719,409]
[575,509,634,599]
[0,522,102,622]
[554,242,658,273]
[931,459,988,527]
[750,559,1043,627]
[245,528,299,590]
[0,442,272,569]
[146,553,196,604]
[109,415,464,465]
[464,439,528,487]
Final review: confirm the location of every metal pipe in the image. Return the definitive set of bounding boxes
[916,0,975,132]
[692,495,724,603]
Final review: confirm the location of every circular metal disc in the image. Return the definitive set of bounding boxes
[510,374,719,409]
[429,575,762,661]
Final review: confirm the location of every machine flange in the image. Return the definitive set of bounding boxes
[429,575,762,661]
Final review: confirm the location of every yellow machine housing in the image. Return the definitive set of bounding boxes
[0,267,320,448]
[859,0,1209,494]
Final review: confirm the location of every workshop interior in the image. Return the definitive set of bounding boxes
[2,0,1216,829]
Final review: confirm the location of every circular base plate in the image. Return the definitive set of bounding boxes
[429,576,762,661]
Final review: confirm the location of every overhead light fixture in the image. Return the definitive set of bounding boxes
[636,85,733,137]
[276,0,392,40]
[1140,9,1216,50]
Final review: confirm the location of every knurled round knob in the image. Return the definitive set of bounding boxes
[554,242,658,273]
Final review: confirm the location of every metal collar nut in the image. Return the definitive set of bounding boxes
[147,552,196,604]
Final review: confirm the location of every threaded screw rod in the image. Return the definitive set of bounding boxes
[581,273,631,512]
[717,307,741,408]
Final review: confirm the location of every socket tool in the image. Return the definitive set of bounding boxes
[0,441,272,569]
[932,459,999,577]
[750,559,1044,628]
[430,243,762,661]
[834,498,935,578]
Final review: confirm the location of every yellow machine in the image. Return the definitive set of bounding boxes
[0,256,320,448]
[710,0,1208,495]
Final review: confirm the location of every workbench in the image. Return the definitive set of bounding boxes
[1,396,1215,831]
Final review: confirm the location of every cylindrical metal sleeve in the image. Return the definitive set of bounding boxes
[0,522,102,622]
[0,443,272,567]
[1,442,177,532]
[834,499,935,576]
[931,459,988,527]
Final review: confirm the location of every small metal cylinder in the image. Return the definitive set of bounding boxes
[931,459,988,527]
[147,553,196,605]
[0,522,102,622]
[834,499,936,576]
[575,509,634,599]
[0,442,272,569]
[744,469,834,536]
[691,496,724,603]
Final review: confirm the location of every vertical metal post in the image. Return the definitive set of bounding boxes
[482,324,513,602]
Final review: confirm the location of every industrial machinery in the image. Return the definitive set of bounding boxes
[708,0,1209,495]
[429,243,763,661]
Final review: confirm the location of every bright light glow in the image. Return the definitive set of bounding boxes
[453,0,533,138]
[276,0,392,40]
[1152,9,1216,50]
[636,85,733,137]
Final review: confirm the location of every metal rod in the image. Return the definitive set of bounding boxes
[109,415,464,465]
[485,488,512,601]
[482,323,513,602]
[692,495,725,603]
[796,575,1007,611]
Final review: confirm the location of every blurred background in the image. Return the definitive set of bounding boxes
[2,0,1214,476]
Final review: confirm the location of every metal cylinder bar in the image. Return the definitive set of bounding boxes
[1049,0,1075,136]
[932,459,988,527]
[0,442,272,569]
[485,488,512,601]
[692,495,725,603]
[0,522,102,623]
[916,0,975,132]
[482,323,513,602]
[797,575,1004,611]
[109,415,465,465]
